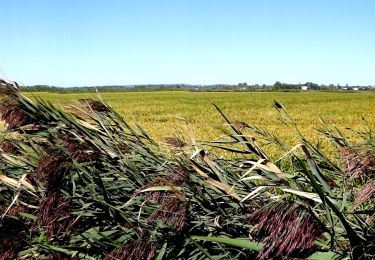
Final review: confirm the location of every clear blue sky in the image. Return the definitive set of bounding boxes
[0,0,374,87]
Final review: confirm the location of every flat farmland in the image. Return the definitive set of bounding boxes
[23,91,375,154]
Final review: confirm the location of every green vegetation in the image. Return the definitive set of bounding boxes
[0,80,374,259]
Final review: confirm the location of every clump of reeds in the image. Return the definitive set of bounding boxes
[0,78,374,259]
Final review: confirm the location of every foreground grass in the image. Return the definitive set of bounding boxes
[24,91,375,155]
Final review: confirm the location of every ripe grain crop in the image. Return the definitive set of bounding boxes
[23,91,375,156]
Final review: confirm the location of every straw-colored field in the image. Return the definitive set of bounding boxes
[23,91,375,154]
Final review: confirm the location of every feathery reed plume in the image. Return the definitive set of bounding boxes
[105,240,157,260]
[0,239,21,259]
[6,204,26,217]
[62,135,98,162]
[33,150,72,189]
[135,177,175,202]
[33,191,73,237]
[136,175,186,202]
[170,165,189,186]
[0,140,19,155]
[0,79,19,97]
[115,142,131,154]
[46,253,75,260]
[234,121,250,130]
[147,196,187,231]
[79,98,108,113]
[162,137,187,148]
[0,98,33,129]
[354,182,375,209]
[0,80,32,129]
[0,217,25,259]
[249,202,323,259]
[339,147,375,180]
[136,176,187,230]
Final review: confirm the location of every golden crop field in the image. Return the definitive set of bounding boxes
[23,91,375,155]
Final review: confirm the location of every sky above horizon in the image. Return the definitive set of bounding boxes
[0,0,374,87]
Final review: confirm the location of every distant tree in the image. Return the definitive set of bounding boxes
[305,82,320,90]
[238,82,248,88]
[272,81,282,90]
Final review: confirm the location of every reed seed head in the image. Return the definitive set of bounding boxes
[339,147,375,181]
[0,140,19,155]
[33,150,72,190]
[62,135,98,162]
[105,240,157,260]
[354,182,375,209]
[249,202,323,259]
[162,137,187,148]
[33,191,73,237]
[79,98,108,113]
[0,97,33,129]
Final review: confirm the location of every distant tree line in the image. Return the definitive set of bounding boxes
[20,82,374,93]
[272,81,321,90]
